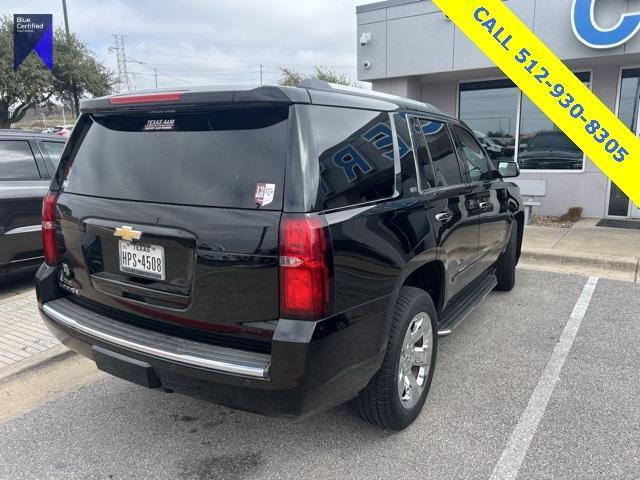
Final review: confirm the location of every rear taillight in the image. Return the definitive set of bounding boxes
[42,192,60,265]
[279,214,331,320]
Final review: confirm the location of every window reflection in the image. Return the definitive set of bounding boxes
[518,72,590,171]
[608,69,640,216]
[314,106,398,210]
[459,80,518,165]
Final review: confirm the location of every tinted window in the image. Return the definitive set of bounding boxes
[314,106,396,210]
[394,114,420,194]
[63,108,289,210]
[407,117,434,190]
[42,141,65,166]
[0,140,40,180]
[452,126,492,182]
[421,121,462,187]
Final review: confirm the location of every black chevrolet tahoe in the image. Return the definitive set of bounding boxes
[36,82,523,430]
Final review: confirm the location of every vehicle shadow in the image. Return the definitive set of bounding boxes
[0,267,37,301]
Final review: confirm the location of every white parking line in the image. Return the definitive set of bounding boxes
[490,276,599,480]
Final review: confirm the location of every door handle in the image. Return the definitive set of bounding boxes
[435,211,452,222]
[479,201,492,210]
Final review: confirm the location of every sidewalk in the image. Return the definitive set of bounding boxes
[0,290,66,380]
[520,218,640,282]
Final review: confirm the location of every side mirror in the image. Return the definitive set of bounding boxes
[498,161,520,178]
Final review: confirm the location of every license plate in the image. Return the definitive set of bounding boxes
[118,240,165,281]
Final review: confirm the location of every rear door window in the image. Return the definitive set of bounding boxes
[313,106,397,210]
[0,140,41,180]
[42,141,65,167]
[420,121,463,187]
[62,107,289,210]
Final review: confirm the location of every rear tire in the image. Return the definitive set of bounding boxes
[352,286,437,430]
[495,219,518,291]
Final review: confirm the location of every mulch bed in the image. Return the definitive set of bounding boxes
[530,216,577,229]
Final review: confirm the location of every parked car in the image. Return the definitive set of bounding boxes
[473,130,504,159]
[55,125,74,138]
[36,83,523,430]
[0,130,66,273]
[518,131,583,170]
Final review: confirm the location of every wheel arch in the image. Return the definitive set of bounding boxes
[515,211,524,262]
[387,251,447,323]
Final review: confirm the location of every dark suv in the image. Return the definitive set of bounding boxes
[0,130,65,273]
[36,82,523,430]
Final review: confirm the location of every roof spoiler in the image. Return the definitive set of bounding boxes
[298,79,439,112]
[80,85,311,114]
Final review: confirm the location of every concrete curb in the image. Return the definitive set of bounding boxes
[0,344,74,383]
[520,247,639,282]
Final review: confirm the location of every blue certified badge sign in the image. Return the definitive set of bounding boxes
[13,14,53,71]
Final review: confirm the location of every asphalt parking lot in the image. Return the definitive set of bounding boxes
[1,268,639,480]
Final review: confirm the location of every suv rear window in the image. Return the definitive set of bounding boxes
[62,107,289,210]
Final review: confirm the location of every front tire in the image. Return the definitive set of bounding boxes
[352,287,438,430]
[495,219,518,291]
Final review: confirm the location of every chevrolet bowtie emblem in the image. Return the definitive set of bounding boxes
[114,225,142,242]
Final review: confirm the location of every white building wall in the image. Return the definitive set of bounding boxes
[359,0,640,218]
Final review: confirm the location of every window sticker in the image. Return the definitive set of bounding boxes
[254,183,276,207]
[143,119,175,131]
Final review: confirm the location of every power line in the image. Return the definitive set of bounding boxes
[125,48,357,70]
[124,33,350,54]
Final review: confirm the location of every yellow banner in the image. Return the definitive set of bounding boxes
[432,0,639,205]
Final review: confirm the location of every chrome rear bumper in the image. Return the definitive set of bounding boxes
[41,298,271,379]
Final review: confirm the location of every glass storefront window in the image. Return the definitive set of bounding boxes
[608,69,640,217]
[459,80,519,165]
[518,72,591,171]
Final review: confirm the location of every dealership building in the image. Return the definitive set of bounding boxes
[356,0,640,218]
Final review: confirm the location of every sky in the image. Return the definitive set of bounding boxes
[2,0,381,91]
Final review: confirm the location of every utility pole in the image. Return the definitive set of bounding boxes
[61,0,80,118]
[153,68,158,89]
[61,0,69,35]
[260,64,263,85]
[110,34,133,93]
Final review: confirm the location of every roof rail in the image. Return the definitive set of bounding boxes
[298,79,437,112]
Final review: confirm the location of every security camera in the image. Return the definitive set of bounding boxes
[360,32,372,46]
[362,61,371,69]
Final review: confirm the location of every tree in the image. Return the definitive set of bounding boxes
[278,68,305,87]
[278,65,355,87]
[0,16,114,128]
[311,66,352,86]
[52,26,113,117]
